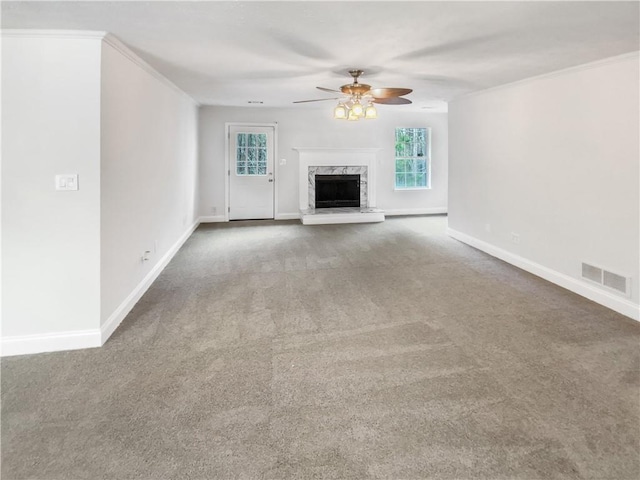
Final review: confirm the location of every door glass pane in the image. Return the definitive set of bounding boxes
[236,133,268,176]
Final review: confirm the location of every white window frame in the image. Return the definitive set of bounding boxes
[394,127,431,190]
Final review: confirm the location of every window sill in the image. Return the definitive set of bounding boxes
[394,187,431,191]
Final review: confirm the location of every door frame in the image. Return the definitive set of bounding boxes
[225,122,278,221]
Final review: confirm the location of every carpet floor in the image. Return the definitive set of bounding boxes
[2,215,639,479]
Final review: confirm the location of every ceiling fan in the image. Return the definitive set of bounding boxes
[294,69,413,120]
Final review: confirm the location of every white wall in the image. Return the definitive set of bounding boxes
[199,107,448,218]
[1,32,199,355]
[2,35,102,343]
[100,39,199,333]
[448,53,640,319]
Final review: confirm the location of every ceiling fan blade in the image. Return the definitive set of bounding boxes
[293,97,341,104]
[369,87,413,98]
[372,97,412,105]
[317,86,343,94]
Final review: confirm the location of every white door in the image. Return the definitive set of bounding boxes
[229,125,275,220]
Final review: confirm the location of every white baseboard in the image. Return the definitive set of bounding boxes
[1,221,201,357]
[1,329,101,357]
[275,213,300,221]
[199,215,227,223]
[384,207,448,216]
[100,220,200,344]
[201,214,300,222]
[447,228,640,321]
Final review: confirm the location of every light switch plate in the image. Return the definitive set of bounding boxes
[55,174,78,191]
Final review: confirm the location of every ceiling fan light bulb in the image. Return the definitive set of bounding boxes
[347,109,359,121]
[334,104,347,119]
[351,100,364,117]
[365,104,378,119]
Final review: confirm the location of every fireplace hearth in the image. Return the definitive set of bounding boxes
[315,174,360,208]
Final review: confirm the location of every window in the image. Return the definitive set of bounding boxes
[395,127,430,189]
[236,133,268,175]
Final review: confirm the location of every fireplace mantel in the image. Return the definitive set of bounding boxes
[292,147,380,211]
[292,147,380,154]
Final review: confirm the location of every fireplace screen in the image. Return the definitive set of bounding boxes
[315,174,360,208]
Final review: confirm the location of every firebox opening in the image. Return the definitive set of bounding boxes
[315,174,360,208]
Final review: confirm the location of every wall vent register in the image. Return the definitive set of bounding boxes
[581,262,630,296]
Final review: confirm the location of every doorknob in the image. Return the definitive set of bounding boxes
[268,178,274,182]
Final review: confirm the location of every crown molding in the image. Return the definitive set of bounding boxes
[1,29,107,40]
[1,29,199,107]
[453,50,640,103]
[101,33,199,107]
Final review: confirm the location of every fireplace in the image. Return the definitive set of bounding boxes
[307,166,368,209]
[293,147,380,213]
[315,174,360,208]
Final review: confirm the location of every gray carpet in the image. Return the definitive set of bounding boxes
[2,215,639,479]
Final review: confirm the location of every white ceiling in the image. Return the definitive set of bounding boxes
[3,1,639,111]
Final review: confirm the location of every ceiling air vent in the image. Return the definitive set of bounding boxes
[582,262,630,297]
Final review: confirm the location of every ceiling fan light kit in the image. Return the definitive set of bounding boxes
[334,103,348,119]
[296,69,412,121]
[351,100,364,116]
[364,103,378,119]
[334,98,376,121]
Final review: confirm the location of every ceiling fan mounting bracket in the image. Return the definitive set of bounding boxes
[349,69,365,82]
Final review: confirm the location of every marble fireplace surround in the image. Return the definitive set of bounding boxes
[308,166,367,209]
[293,148,380,211]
